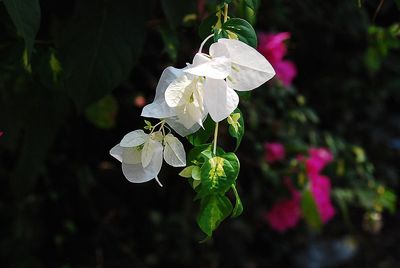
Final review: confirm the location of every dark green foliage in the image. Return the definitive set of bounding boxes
[59,0,150,110]
[3,0,40,57]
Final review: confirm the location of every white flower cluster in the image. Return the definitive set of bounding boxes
[110,37,275,185]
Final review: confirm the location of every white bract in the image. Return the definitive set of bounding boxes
[166,38,275,123]
[141,67,206,137]
[110,129,186,186]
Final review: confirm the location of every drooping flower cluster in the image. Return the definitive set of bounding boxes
[110,37,275,184]
[265,147,335,232]
[258,32,297,87]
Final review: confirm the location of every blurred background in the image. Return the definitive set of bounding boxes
[0,0,400,267]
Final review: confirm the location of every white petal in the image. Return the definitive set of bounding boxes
[204,78,239,122]
[217,38,275,91]
[163,134,186,167]
[110,144,124,162]
[122,142,163,184]
[209,41,230,59]
[141,67,183,118]
[165,117,203,137]
[165,74,194,107]
[184,53,231,79]
[120,130,148,147]
[141,138,161,168]
[122,147,142,165]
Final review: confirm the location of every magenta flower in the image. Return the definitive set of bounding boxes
[257,32,298,87]
[265,178,301,232]
[264,142,285,164]
[0,131,3,137]
[309,148,334,164]
[258,32,290,63]
[265,196,301,233]
[273,60,298,87]
[310,174,335,223]
[305,147,333,175]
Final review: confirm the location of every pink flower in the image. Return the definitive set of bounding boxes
[273,60,298,87]
[310,174,335,223]
[264,142,285,164]
[257,32,298,87]
[265,178,301,232]
[309,148,334,164]
[265,197,301,233]
[0,131,3,137]
[305,147,334,175]
[258,32,290,63]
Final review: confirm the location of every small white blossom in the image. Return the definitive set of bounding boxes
[110,129,186,186]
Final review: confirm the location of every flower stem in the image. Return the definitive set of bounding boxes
[213,122,219,155]
[223,4,228,23]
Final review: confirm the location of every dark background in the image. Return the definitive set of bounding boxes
[0,0,399,267]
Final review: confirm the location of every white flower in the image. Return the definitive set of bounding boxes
[141,67,205,137]
[166,38,275,123]
[110,129,186,186]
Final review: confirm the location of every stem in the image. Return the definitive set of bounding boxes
[198,34,214,53]
[213,122,219,155]
[150,120,165,134]
[223,4,228,23]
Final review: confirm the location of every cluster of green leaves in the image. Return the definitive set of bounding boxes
[365,24,400,73]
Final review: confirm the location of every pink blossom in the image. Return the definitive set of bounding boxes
[305,147,334,175]
[257,32,298,87]
[258,32,290,63]
[264,142,285,164]
[273,60,298,87]
[265,197,301,232]
[0,131,3,137]
[310,174,335,223]
[309,148,334,164]
[265,178,301,232]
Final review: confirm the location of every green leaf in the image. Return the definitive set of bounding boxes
[161,0,195,29]
[3,0,41,57]
[228,108,244,151]
[85,95,118,129]
[231,185,243,217]
[187,144,212,164]
[395,0,400,10]
[59,0,149,110]
[197,194,233,237]
[192,166,201,180]
[179,166,195,178]
[199,12,221,40]
[187,116,215,146]
[243,0,259,11]
[301,189,322,230]
[158,25,179,62]
[200,152,240,194]
[214,18,257,48]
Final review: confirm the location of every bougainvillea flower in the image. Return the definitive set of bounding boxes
[265,196,301,232]
[306,147,333,175]
[110,130,186,186]
[273,60,297,87]
[257,32,297,87]
[309,147,334,164]
[165,38,275,123]
[309,174,335,223]
[258,32,290,63]
[141,67,206,136]
[264,142,285,163]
